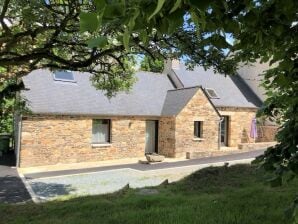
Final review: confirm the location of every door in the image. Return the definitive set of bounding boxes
[145,120,158,154]
[220,116,229,146]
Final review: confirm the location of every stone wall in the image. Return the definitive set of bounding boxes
[175,89,221,157]
[158,117,176,157]
[20,115,153,167]
[218,107,258,147]
[256,125,278,142]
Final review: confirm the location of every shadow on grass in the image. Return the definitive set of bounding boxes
[1,164,297,224]
[169,163,265,193]
[30,181,76,200]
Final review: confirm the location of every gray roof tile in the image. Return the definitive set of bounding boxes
[173,65,262,108]
[161,87,199,116]
[22,64,261,117]
[22,69,174,116]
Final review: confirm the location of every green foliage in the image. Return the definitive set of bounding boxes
[140,55,164,73]
[80,1,298,218]
[91,55,137,97]
[0,80,27,133]
[0,0,136,96]
[1,2,297,215]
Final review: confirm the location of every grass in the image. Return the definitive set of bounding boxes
[0,164,297,224]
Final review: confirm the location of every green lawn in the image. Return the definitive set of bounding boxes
[1,164,297,224]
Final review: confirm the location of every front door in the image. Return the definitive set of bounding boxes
[145,120,158,154]
[221,116,229,146]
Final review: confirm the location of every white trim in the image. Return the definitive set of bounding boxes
[16,115,22,167]
[192,138,205,141]
[91,143,112,148]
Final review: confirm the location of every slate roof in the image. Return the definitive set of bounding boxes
[22,64,262,116]
[161,86,200,116]
[21,69,174,116]
[173,64,262,108]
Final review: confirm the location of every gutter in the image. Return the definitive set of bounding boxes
[16,115,22,168]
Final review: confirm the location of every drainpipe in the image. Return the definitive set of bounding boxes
[16,115,22,168]
[218,117,224,150]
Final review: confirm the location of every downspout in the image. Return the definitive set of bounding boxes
[218,117,224,150]
[16,115,22,168]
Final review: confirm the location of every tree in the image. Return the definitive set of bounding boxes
[140,55,164,73]
[78,0,298,219]
[1,0,297,204]
[0,0,140,97]
[0,79,27,133]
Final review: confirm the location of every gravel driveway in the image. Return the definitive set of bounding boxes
[28,167,192,201]
[27,158,255,202]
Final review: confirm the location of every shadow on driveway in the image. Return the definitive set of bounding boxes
[29,181,75,200]
[0,152,31,203]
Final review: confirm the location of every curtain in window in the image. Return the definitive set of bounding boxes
[92,120,109,143]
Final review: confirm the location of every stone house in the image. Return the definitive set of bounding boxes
[15,61,263,167]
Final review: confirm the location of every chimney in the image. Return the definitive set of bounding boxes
[163,59,180,72]
[163,59,184,89]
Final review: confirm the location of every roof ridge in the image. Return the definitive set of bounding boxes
[136,70,164,75]
[167,85,201,92]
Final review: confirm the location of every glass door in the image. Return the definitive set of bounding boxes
[220,116,229,146]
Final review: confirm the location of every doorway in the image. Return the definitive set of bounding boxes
[221,116,229,146]
[145,120,158,154]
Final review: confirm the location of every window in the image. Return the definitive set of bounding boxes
[92,119,111,144]
[194,121,203,138]
[53,70,76,82]
[205,88,219,99]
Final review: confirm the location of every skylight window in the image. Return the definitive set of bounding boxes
[205,88,219,99]
[53,70,76,82]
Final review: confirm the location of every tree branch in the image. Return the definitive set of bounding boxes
[0,0,11,34]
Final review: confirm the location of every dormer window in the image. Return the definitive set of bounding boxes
[53,70,76,82]
[205,88,219,99]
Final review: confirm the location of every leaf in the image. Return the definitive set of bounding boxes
[94,0,106,11]
[87,36,108,48]
[189,0,210,10]
[123,28,130,51]
[80,12,99,32]
[104,3,125,19]
[139,30,148,45]
[213,35,230,49]
[148,0,166,21]
[167,9,184,34]
[128,8,140,31]
[190,9,200,35]
[169,0,182,14]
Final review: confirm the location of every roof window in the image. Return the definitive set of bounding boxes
[205,88,219,99]
[53,70,76,82]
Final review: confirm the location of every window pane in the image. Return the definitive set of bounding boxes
[92,119,110,143]
[53,70,75,82]
[194,121,202,138]
[205,88,219,99]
